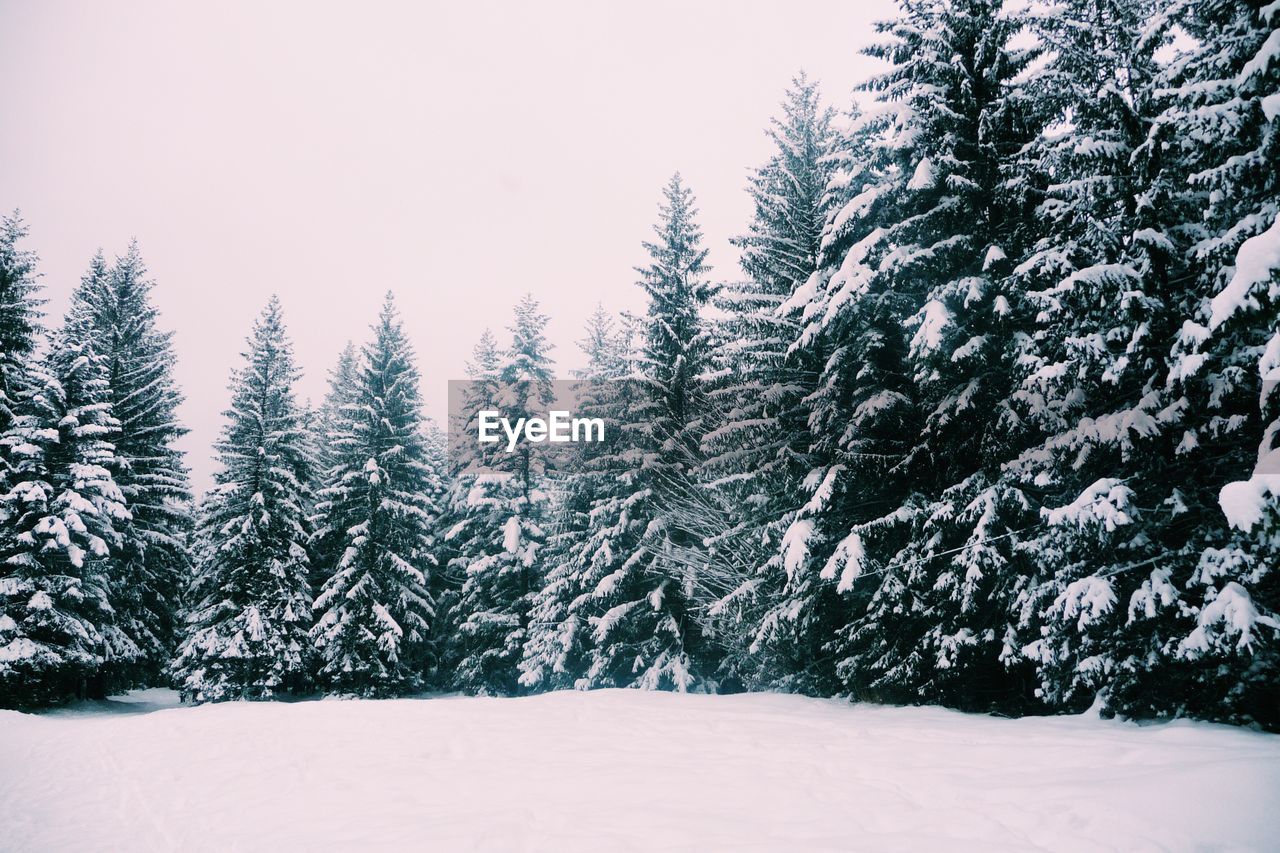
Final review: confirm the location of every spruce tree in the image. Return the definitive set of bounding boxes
[172,297,315,703]
[701,75,840,689]
[0,329,132,706]
[447,296,555,694]
[436,328,501,684]
[0,213,41,451]
[820,0,1042,710]
[314,341,359,477]
[738,106,894,696]
[565,175,717,691]
[1004,0,1196,717]
[1151,0,1280,726]
[65,243,191,684]
[308,341,360,595]
[519,305,630,690]
[310,293,440,696]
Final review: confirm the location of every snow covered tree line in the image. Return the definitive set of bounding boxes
[0,221,189,706]
[445,0,1279,727]
[2,0,1276,728]
[685,0,1277,727]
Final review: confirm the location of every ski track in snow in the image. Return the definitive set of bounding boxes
[1,689,1278,852]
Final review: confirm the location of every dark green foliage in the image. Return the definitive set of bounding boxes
[310,294,441,697]
[172,297,316,703]
[65,244,191,686]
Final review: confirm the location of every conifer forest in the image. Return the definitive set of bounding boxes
[2,0,1278,737]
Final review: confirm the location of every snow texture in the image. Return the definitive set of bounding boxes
[1042,478,1134,531]
[907,156,936,190]
[1209,215,1280,330]
[1219,474,1280,531]
[1,689,1277,851]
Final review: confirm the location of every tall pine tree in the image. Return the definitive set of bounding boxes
[308,341,360,595]
[173,297,316,703]
[822,0,1041,711]
[447,296,555,694]
[0,327,132,705]
[0,213,41,455]
[1153,0,1280,726]
[701,75,841,689]
[1004,0,1195,718]
[566,174,717,691]
[65,243,191,685]
[519,306,634,691]
[310,293,440,696]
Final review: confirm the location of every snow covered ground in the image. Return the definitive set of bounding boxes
[2,690,1278,852]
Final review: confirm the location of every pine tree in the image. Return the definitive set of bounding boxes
[700,75,840,689]
[1148,0,1280,726]
[519,305,629,690]
[172,297,316,703]
[65,243,191,685]
[314,342,359,476]
[0,213,41,453]
[564,175,717,691]
[310,293,440,696]
[735,105,894,696]
[436,328,501,684]
[1004,0,1198,717]
[0,329,132,706]
[815,0,1043,710]
[575,305,625,381]
[447,296,555,694]
[308,341,360,595]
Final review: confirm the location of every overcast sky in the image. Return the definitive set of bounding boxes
[0,0,892,492]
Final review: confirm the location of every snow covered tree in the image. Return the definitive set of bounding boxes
[559,175,717,691]
[172,297,316,703]
[64,243,191,685]
[575,305,627,381]
[519,305,631,691]
[446,296,555,695]
[313,342,359,477]
[435,328,501,683]
[720,102,894,695]
[700,75,841,688]
[0,212,41,459]
[1002,0,1206,718]
[816,0,1044,711]
[0,328,133,706]
[738,1,1042,707]
[1147,0,1280,727]
[310,293,441,696]
[308,341,359,595]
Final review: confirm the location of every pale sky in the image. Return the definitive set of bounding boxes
[0,0,892,492]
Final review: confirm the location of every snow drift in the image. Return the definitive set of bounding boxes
[2,689,1278,851]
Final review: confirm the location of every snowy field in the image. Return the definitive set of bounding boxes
[2,690,1278,852]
